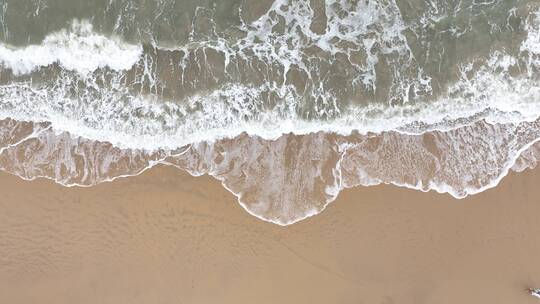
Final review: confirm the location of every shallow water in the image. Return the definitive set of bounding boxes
[1,0,540,224]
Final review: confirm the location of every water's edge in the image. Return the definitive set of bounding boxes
[1,117,539,225]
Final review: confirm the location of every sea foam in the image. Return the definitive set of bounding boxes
[0,20,142,76]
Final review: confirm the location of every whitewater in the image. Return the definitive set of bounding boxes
[1,0,540,225]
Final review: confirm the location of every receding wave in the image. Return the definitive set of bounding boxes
[0,0,540,224]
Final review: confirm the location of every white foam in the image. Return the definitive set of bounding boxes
[522,9,540,68]
[0,46,539,152]
[0,20,142,76]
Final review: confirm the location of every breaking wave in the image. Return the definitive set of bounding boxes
[0,0,540,224]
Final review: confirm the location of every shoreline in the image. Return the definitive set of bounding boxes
[3,118,540,224]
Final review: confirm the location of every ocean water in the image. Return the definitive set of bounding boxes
[1,0,540,225]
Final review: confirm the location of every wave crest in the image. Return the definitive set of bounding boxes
[0,20,142,76]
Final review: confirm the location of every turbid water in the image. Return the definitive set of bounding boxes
[1,0,540,224]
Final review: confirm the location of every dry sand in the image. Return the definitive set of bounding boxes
[0,165,539,304]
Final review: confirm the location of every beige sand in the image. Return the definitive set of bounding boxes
[0,165,539,304]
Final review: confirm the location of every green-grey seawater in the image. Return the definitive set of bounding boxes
[0,0,539,223]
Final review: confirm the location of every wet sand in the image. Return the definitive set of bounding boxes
[0,165,539,304]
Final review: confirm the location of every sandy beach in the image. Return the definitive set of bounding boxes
[0,165,539,304]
